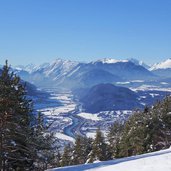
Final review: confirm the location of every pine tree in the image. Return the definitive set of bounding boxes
[0,61,35,170]
[144,98,171,152]
[0,61,58,170]
[88,128,111,163]
[118,110,148,157]
[108,121,124,158]
[33,112,60,170]
[72,136,93,165]
[61,144,73,167]
[116,97,171,158]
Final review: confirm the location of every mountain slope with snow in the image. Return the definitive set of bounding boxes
[63,59,156,89]
[150,58,171,70]
[47,147,171,171]
[150,58,171,78]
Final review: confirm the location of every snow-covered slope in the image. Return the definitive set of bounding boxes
[150,58,171,70]
[42,58,78,79]
[15,59,79,87]
[150,58,171,78]
[47,147,171,171]
[93,58,150,69]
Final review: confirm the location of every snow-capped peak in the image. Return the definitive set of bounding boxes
[92,58,129,64]
[50,58,78,67]
[14,63,38,73]
[43,58,79,78]
[150,58,171,71]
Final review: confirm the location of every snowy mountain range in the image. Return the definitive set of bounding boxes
[14,58,160,89]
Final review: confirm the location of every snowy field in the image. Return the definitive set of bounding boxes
[47,147,171,171]
[40,92,77,142]
[77,112,102,121]
[54,132,75,143]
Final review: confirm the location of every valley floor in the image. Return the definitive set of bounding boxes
[39,89,131,143]
[47,147,171,171]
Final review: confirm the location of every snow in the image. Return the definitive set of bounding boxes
[54,132,75,143]
[131,80,145,83]
[93,58,129,64]
[41,104,76,115]
[149,93,159,98]
[67,66,81,77]
[116,81,130,85]
[86,132,97,139]
[50,94,71,101]
[77,113,102,121]
[14,63,39,73]
[140,102,146,106]
[42,58,78,78]
[39,92,78,143]
[131,84,171,92]
[47,147,171,171]
[160,82,168,85]
[150,58,171,70]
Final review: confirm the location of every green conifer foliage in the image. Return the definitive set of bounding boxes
[72,136,92,165]
[0,61,35,170]
[61,144,72,167]
[89,128,111,162]
[108,121,124,158]
[0,61,58,170]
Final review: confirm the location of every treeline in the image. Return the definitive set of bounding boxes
[60,96,171,166]
[0,62,60,171]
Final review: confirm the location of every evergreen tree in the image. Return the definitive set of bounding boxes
[72,136,93,165]
[33,112,60,170]
[61,144,73,167]
[144,98,171,152]
[0,61,35,170]
[88,128,111,163]
[116,97,171,158]
[119,110,146,157]
[108,121,124,158]
[0,61,58,170]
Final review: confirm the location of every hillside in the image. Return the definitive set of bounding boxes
[77,83,142,113]
[47,147,171,171]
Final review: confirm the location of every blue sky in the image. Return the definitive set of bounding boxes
[0,0,171,66]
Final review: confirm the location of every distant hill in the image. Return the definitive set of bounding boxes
[77,83,143,113]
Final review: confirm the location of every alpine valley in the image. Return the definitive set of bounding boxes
[10,58,171,144]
